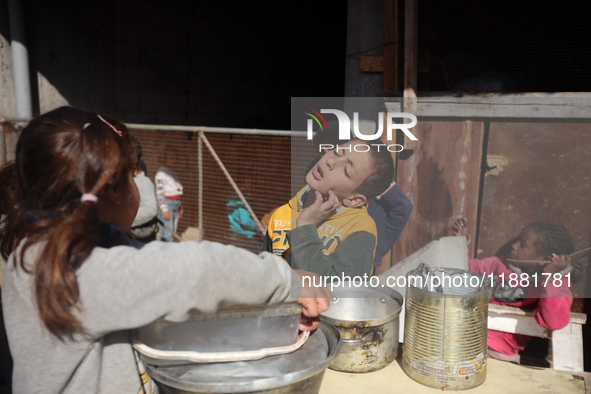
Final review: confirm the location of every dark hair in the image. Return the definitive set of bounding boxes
[131,136,142,167]
[528,222,575,256]
[0,106,135,336]
[313,133,395,200]
[348,139,395,200]
[0,162,24,260]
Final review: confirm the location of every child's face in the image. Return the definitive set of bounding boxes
[98,171,140,232]
[305,142,372,201]
[510,226,544,271]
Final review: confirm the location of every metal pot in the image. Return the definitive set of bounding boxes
[320,286,403,373]
[143,321,341,394]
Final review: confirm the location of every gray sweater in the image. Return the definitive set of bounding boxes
[2,240,299,393]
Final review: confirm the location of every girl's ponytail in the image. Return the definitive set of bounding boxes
[4,107,136,336]
[30,200,101,335]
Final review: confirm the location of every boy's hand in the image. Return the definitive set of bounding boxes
[543,254,571,274]
[294,269,330,331]
[449,217,468,237]
[296,190,341,227]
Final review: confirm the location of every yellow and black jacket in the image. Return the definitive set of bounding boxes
[263,186,377,277]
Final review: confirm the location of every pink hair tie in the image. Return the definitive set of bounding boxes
[97,114,122,137]
[81,193,98,203]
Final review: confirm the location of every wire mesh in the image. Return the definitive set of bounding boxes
[129,128,316,253]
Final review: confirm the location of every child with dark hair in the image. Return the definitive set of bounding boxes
[0,107,328,393]
[450,217,575,364]
[263,139,395,277]
[310,129,412,273]
[129,136,159,243]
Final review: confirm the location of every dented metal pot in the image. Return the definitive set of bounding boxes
[320,286,403,373]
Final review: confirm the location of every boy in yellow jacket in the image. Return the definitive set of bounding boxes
[263,139,395,277]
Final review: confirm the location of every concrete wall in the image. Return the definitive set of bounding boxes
[0,0,287,129]
[344,0,383,97]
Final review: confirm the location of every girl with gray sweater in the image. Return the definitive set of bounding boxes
[0,107,327,393]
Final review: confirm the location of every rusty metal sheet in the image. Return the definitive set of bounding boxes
[479,121,591,300]
[391,120,485,266]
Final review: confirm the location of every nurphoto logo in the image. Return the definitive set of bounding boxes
[303,108,418,152]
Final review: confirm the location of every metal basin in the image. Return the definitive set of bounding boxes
[143,321,341,393]
[320,286,403,373]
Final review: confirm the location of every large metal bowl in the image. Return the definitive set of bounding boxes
[144,321,342,394]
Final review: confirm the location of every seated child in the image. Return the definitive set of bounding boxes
[263,139,395,277]
[155,148,184,242]
[450,217,574,364]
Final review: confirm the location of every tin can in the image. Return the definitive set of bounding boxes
[402,266,491,390]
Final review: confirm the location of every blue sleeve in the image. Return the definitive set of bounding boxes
[368,185,413,262]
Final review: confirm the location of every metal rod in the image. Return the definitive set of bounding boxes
[127,123,307,138]
[198,135,203,242]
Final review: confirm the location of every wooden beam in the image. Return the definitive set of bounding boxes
[403,0,418,150]
[394,0,403,92]
[383,0,396,92]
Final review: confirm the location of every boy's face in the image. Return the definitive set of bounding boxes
[306,142,372,203]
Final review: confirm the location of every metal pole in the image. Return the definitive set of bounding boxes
[198,134,203,242]
[7,0,33,119]
[126,123,307,138]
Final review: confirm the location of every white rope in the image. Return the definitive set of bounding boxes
[198,131,265,234]
[132,330,310,364]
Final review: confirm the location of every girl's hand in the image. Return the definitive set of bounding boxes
[294,269,330,332]
[543,254,571,274]
[449,217,468,237]
[162,211,171,221]
[296,190,341,227]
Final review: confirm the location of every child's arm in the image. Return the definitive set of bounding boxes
[288,225,375,277]
[533,254,573,330]
[371,185,413,261]
[533,295,572,331]
[74,241,319,337]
